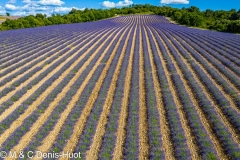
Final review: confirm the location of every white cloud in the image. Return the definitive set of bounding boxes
[102,1,115,8]
[22,4,35,11]
[0,11,6,15]
[7,0,17,4]
[38,0,64,6]
[116,0,133,6]
[102,0,133,8]
[12,11,32,16]
[53,7,85,13]
[3,0,83,16]
[5,4,20,11]
[0,6,6,14]
[22,0,32,3]
[5,3,35,11]
[35,6,49,11]
[160,0,189,4]
[23,1,40,7]
[54,7,72,13]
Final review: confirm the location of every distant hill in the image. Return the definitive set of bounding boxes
[0,16,21,24]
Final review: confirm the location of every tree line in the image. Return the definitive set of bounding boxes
[153,6,240,33]
[0,4,239,33]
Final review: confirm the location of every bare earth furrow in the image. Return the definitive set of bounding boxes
[0,27,117,147]
[158,27,240,153]
[167,29,240,94]
[0,31,60,56]
[150,26,227,159]
[152,26,200,159]
[177,30,240,64]
[138,24,150,159]
[59,23,133,160]
[0,30,93,83]
[162,29,240,116]
[112,24,136,160]
[0,34,57,60]
[156,27,240,114]
[85,26,134,160]
[0,28,112,122]
[0,15,239,160]
[31,25,127,156]
[0,31,93,91]
[0,33,75,76]
[0,34,66,67]
[186,31,240,57]
[6,26,125,159]
[142,25,175,159]
[172,29,240,80]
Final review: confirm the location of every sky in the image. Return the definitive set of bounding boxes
[0,0,239,16]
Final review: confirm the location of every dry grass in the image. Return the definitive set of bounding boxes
[0,16,21,24]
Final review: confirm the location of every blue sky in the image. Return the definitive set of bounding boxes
[0,0,239,16]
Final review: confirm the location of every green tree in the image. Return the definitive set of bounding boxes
[205,9,214,18]
[43,18,52,25]
[187,6,200,13]
[180,12,191,25]
[69,8,77,14]
[227,20,240,33]
[6,12,10,16]
[88,11,95,21]
[230,11,240,20]
[36,13,45,20]
[20,19,31,28]
[189,13,204,26]
[173,11,182,21]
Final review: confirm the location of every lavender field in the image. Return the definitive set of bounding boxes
[0,15,240,159]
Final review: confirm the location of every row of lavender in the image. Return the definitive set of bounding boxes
[149,15,240,158]
[0,15,136,158]
[0,15,239,159]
